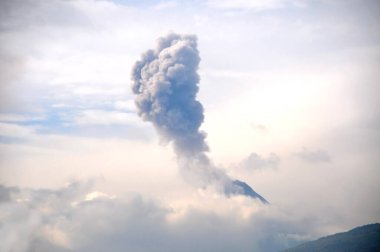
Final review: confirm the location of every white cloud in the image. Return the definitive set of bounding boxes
[113,100,136,111]
[295,147,331,164]
[73,109,140,126]
[85,191,115,201]
[71,86,124,96]
[240,152,280,170]
[0,122,35,139]
[0,114,34,123]
[0,181,328,252]
[206,0,299,10]
[152,0,179,10]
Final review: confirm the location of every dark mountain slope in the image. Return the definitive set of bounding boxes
[283,223,380,252]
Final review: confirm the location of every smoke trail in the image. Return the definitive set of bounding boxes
[131,33,268,203]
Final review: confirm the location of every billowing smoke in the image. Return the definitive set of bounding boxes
[131,33,268,203]
[132,33,206,156]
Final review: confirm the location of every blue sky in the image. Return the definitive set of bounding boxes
[0,0,379,251]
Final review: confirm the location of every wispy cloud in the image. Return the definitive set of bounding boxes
[206,0,301,11]
[251,122,267,132]
[295,147,331,164]
[113,100,136,111]
[73,110,140,126]
[240,152,280,170]
[0,122,36,140]
[0,113,45,123]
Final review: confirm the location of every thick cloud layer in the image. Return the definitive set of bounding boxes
[0,182,313,252]
[131,33,267,202]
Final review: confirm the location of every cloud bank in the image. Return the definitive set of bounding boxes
[0,182,313,252]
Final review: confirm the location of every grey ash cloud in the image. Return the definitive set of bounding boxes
[131,33,207,156]
[131,33,267,202]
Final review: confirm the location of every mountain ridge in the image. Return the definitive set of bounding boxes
[282,223,380,252]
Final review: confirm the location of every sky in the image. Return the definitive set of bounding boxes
[0,0,380,251]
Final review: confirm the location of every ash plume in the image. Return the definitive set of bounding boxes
[131,33,268,203]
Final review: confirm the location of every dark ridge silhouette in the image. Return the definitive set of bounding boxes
[283,223,380,252]
[233,180,269,204]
